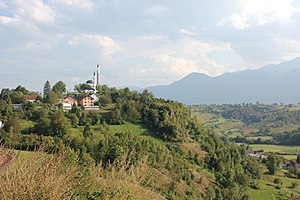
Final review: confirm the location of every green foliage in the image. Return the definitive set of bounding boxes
[98,95,112,107]
[266,154,281,175]
[52,81,66,97]
[50,110,71,137]
[43,80,51,99]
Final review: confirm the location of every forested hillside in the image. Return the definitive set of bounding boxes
[0,85,299,199]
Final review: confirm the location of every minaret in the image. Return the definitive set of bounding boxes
[93,71,96,93]
[97,64,100,85]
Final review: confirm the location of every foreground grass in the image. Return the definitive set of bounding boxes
[0,147,165,200]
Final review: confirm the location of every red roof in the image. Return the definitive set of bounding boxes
[24,95,37,101]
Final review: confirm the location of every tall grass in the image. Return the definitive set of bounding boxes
[0,147,164,200]
[0,147,78,200]
[93,155,164,200]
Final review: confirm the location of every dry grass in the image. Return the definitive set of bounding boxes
[0,147,165,200]
[94,154,165,200]
[0,147,78,200]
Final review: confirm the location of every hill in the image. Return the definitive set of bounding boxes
[147,57,300,104]
[1,85,300,199]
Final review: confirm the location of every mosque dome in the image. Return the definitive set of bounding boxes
[86,80,94,84]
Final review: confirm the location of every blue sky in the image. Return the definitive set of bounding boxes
[0,0,300,92]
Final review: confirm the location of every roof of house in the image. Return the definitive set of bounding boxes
[24,95,37,101]
[64,96,77,101]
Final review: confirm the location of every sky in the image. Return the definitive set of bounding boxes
[1,0,300,92]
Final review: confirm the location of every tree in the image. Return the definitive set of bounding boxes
[68,113,79,127]
[43,80,51,99]
[83,124,93,137]
[296,154,300,164]
[14,85,29,95]
[44,91,58,105]
[3,116,21,135]
[0,88,10,101]
[266,155,281,175]
[0,99,13,119]
[98,95,112,107]
[50,110,71,137]
[52,81,66,97]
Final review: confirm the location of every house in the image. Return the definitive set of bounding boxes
[282,162,300,170]
[13,104,22,111]
[246,151,268,159]
[58,96,78,111]
[78,96,95,107]
[0,120,3,129]
[24,95,37,103]
[60,96,77,106]
[78,96,99,110]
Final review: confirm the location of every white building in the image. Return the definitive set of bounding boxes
[0,120,3,129]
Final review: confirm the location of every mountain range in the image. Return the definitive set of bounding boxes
[146,57,300,104]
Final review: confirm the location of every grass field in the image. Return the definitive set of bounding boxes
[109,123,164,144]
[248,170,300,199]
[249,144,300,155]
[244,144,300,161]
[271,124,300,134]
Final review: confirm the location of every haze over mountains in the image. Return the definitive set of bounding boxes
[146,57,300,105]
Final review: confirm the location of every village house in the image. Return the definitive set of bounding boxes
[13,104,22,111]
[245,150,268,159]
[24,95,38,103]
[0,120,3,129]
[78,96,99,110]
[59,96,78,111]
[78,96,94,107]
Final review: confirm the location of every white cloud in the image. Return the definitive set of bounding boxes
[180,28,197,36]
[68,34,121,57]
[52,0,93,9]
[231,0,299,28]
[12,0,56,23]
[0,16,17,24]
[148,4,170,15]
[230,13,249,29]
[238,0,299,24]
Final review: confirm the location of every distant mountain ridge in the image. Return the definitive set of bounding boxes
[146,57,300,104]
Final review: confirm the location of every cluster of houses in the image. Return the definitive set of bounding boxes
[58,95,99,111]
[12,94,99,112]
[246,149,300,170]
[245,150,268,159]
[12,64,103,112]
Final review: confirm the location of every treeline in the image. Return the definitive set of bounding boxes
[194,103,300,126]
[274,129,300,145]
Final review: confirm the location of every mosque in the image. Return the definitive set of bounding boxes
[83,64,101,102]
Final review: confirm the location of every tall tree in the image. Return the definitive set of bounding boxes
[266,154,281,175]
[52,81,66,97]
[51,110,71,137]
[43,80,51,99]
